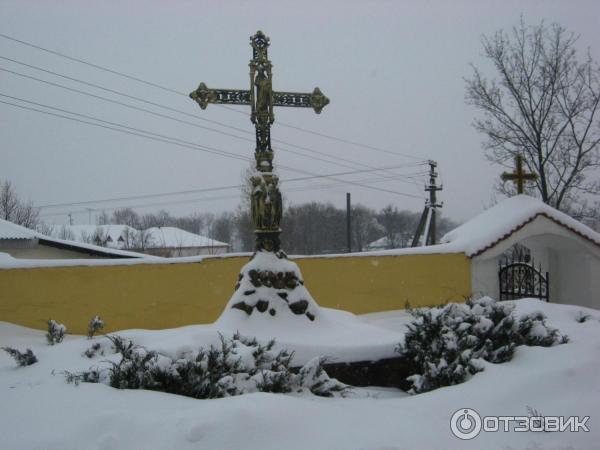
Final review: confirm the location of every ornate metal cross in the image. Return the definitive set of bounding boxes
[190,31,329,252]
[501,154,537,194]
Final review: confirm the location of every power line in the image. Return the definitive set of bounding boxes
[0,66,366,171]
[0,61,428,176]
[217,104,426,160]
[0,32,429,161]
[0,93,252,163]
[36,164,425,209]
[39,171,425,218]
[0,32,185,96]
[0,96,425,200]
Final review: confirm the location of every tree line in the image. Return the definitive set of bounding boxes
[74,204,457,254]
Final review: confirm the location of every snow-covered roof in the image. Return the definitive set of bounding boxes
[0,218,149,259]
[37,234,153,259]
[145,227,229,249]
[366,236,389,250]
[0,218,37,240]
[441,195,600,257]
[61,224,137,242]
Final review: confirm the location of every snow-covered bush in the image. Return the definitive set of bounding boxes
[87,315,104,339]
[518,312,569,347]
[2,347,38,366]
[83,342,103,358]
[46,319,66,345]
[398,297,568,394]
[575,311,591,323]
[66,333,347,399]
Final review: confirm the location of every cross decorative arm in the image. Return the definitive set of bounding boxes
[191,83,328,113]
[501,154,537,194]
[189,31,329,253]
[190,30,329,173]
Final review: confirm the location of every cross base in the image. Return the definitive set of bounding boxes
[227,250,319,322]
[255,230,282,253]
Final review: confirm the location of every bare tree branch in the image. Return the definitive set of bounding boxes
[466,20,600,213]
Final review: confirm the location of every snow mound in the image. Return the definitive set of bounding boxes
[1,299,599,450]
[218,251,320,323]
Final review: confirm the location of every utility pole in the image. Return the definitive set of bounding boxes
[411,160,443,247]
[84,207,94,225]
[346,192,352,253]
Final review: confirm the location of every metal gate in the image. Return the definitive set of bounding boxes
[499,256,549,302]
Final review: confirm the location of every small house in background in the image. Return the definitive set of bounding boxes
[0,219,145,260]
[366,236,390,251]
[441,195,600,309]
[143,227,229,257]
[59,224,138,249]
[54,224,229,257]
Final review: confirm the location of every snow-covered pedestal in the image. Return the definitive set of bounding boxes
[221,250,319,322]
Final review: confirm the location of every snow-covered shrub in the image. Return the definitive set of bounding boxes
[83,342,103,358]
[518,312,569,346]
[2,347,38,366]
[398,297,567,394]
[46,319,66,345]
[87,315,104,339]
[297,357,347,397]
[575,311,591,323]
[105,335,159,390]
[63,368,102,385]
[66,333,347,399]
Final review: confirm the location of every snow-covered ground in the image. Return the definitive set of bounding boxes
[1,299,599,450]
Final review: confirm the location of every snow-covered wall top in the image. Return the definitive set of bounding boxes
[441,195,600,257]
[5,195,595,269]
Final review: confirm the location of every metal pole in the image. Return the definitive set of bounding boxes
[346,192,352,253]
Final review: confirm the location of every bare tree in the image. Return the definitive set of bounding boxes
[351,204,381,251]
[377,205,401,249]
[211,212,234,245]
[79,230,94,244]
[97,211,110,225]
[120,227,137,249]
[466,19,600,216]
[112,208,140,228]
[14,200,39,229]
[36,222,55,237]
[0,180,39,229]
[0,181,19,221]
[234,205,254,252]
[92,226,109,247]
[56,225,75,241]
[134,229,154,252]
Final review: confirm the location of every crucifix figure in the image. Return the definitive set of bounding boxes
[189,31,328,322]
[501,154,537,194]
[190,30,329,253]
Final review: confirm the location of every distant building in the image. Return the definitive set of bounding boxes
[366,235,414,251]
[143,227,229,257]
[54,224,229,257]
[57,224,138,249]
[366,236,391,251]
[0,219,145,260]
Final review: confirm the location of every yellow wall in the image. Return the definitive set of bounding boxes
[0,253,470,334]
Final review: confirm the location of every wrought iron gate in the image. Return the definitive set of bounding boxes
[499,256,549,302]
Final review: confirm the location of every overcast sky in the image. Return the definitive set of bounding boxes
[1,0,599,226]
